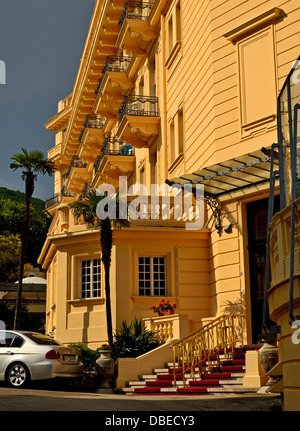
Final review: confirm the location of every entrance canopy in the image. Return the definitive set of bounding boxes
[166,147,278,198]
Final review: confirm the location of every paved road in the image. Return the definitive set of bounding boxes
[0,382,281,412]
[0,383,283,430]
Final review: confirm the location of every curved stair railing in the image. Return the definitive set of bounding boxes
[171,314,246,387]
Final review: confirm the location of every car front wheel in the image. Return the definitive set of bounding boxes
[6,363,30,388]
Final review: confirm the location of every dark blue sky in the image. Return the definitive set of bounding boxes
[0,0,95,200]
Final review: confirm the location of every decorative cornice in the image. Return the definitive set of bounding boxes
[223,8,285,44]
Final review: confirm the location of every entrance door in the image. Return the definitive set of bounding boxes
[246,196,279,343]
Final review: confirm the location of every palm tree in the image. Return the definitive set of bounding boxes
[10,148,55,330]
[70,191,129,349]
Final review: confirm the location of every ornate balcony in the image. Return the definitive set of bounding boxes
[117,95,160,148]
[93,137,135,188]
[45,193,60,210]
[117,1,158,55]
[65,156,91,194]
[61,185,75,199]
[47,143,70,169]
[118,1,153,26]
[95,56,132,96]
[79,114,106,144]
[45,187,75,212]
[78,182,95,202]
[94,56,134,119]
[78,114,106,161]
[84,114,106,130]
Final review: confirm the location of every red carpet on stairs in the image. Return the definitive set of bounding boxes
[124,344,262,395]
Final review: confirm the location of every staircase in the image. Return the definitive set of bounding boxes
[119,314,263,395]
[121,345,261,395]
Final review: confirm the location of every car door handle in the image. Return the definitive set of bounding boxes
[6,351,14,355]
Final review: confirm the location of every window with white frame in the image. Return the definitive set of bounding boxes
[81,258,101,299]
[138,256,166,296]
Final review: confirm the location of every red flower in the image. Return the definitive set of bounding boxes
[150,300,176,314]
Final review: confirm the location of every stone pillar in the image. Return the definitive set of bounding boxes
[243,349,268,387]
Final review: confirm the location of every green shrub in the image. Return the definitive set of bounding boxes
[68,343,100,371]
[112,318,163,360]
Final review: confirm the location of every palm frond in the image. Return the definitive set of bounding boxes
[70,189,130,227]
[10,148,56,176]
[70,200,97,225]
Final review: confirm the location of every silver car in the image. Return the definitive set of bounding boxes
[0,330,83,388]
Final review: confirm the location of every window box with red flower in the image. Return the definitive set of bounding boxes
[150,300,176,316]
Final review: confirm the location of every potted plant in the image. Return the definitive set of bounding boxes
[151,299,176,316]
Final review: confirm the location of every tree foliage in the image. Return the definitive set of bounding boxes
[0,194,51,268]
[0,233,21,282]
[68,343,101,371]
[0,302,44,332]
[0,187,45,213]
[9,148,55,330]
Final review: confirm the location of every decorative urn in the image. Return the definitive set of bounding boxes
[259,341,278,385]
[95,349,115,393]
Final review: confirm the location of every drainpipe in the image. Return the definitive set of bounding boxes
[289,103,300,325]
[262,143,279,337]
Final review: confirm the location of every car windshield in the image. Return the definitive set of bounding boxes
[24,333,62,346]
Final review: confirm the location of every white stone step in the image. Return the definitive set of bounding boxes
[122,387,135,393]
[160,388,178,393]
[138,374,158,380]
[219,378,244,385]
[127,381,146,386]
[207,386,258,393]
[231,372,246,377]
[153,368,169,374]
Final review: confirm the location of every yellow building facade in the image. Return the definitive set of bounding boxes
[38,0,300,409]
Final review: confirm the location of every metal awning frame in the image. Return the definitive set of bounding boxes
[166,147,278,236]
[166,148,278,198]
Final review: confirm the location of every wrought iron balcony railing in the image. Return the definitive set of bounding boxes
[95,56,132,96]
[61,186,75,197]
[45,187,75,209]
[79,129,85,143]
[45,194,59,210]
[118,1,154,29]
[71,157,87,168]
[93,155,102,175]
[118,95,159,124]
[65,157,87,179]
[93,137,134,175]
[84,114,105,130]
[95,79,103,96]
[102,55,132,75]
[65,166,72,179]
[78,183,94,202]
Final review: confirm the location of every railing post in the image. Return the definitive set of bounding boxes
[181,343,185,388]
[173,344,177,388]
[170,314,245,388]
